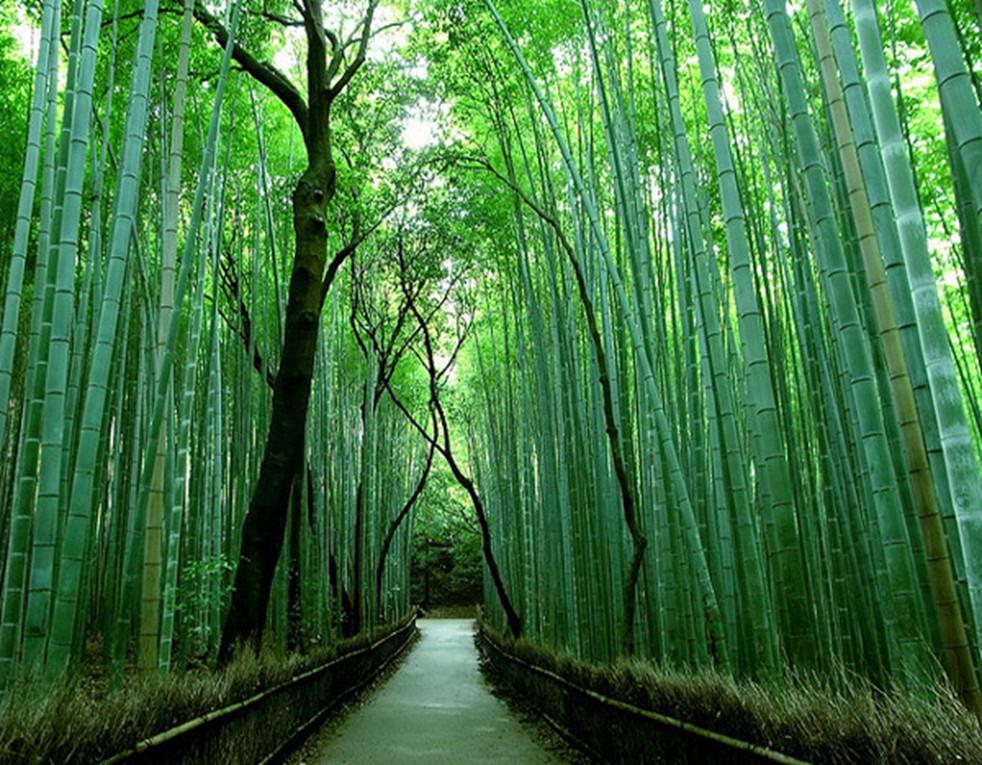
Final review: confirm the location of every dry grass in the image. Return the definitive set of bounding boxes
[479,618,982,764]
[0,617,413,764]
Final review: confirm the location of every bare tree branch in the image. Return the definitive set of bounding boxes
[191,4,308,131]
[327,0,379,99]
[219,253,277,389]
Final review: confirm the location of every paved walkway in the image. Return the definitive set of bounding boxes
[316,618,564,764]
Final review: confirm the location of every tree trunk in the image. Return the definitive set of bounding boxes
[219,160,334,660]
[432,398,521,638]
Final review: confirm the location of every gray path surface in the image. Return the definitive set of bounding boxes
[315,618,565,764]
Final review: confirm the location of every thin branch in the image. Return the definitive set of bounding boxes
[219,254,277,388]
[261,10,302,27]
[192,4,308,131]
[320,195,406,305]
[327,0,379,99]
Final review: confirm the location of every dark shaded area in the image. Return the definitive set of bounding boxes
[410,535,482,610]
[408,470,483,611]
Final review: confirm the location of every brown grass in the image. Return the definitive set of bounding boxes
[478,617,982,764]
[0,617,413,764]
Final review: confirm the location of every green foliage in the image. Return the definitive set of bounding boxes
[411,467,482,607]
[175,555,235,664]
[0,8,31,258]
[0,0,979,745]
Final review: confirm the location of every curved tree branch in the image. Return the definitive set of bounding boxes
[192,4,308,131]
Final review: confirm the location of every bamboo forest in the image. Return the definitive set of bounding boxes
[0,0,979,761]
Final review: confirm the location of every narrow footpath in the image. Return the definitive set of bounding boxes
[315,618,566,764]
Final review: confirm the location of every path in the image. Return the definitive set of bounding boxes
[315,618,565,764]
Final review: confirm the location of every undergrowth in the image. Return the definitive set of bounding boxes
[0,615,414,764]
[421,603,478,619]
[478,617,982,764]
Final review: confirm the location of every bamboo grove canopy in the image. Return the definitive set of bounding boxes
[0,0,979,719]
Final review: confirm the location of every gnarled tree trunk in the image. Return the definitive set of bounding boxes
[219,160,334,659]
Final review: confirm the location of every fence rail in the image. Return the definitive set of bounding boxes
[100,615,418,765]
[478,627,809,765]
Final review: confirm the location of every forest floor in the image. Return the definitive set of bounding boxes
[302,619,573,764]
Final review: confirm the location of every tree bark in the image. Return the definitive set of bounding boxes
[442,434,523,638]
[219,161,335,660]
[194,0,377,660]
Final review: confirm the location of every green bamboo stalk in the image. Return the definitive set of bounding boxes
[763,0,932,682]
[684,0,815,666]
[851,0,982,665]
[22,0,105,670]
[0,0,61,683]
[486,0,731,670]
[808,0,979,710]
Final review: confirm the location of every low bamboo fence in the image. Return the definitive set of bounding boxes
[100,615,417,765]
[478,625,809,765]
